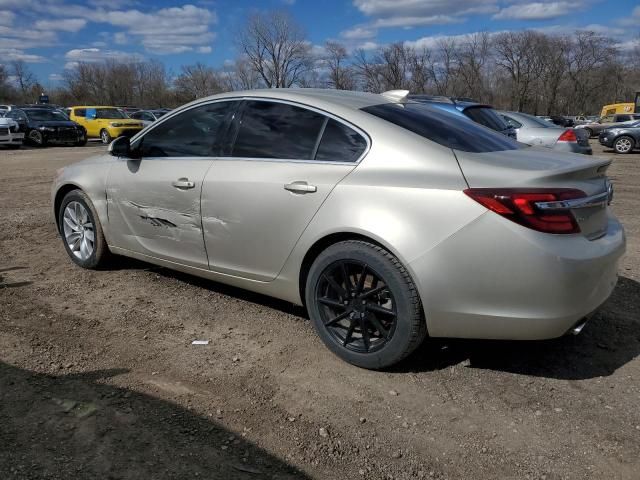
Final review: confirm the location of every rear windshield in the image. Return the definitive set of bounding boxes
[463,106,508,131]
[362,103,520,153]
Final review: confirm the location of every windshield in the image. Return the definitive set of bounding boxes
[95,108,127,119]
[362,102,521,153]
[462,106,509,131]
[24,109,69,122]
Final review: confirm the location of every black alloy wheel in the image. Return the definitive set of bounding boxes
[315,260,397,354]
[306,240,426,369]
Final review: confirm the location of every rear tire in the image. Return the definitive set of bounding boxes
[58,190,112,269]
[584,128,593,138]
[305,240,426,369]
[100,129,112,144]
[613,136,635,154]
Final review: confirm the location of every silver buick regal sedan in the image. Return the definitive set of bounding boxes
[52,89,625,369]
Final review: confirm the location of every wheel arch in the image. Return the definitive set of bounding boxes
[53,183,83,233]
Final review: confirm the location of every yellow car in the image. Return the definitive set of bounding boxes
[68,106,144,144]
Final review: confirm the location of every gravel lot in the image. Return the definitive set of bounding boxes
[1,140,639,480]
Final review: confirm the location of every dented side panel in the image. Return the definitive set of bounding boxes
[106,157,214,269]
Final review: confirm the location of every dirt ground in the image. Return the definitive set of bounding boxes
[1,140,639,480]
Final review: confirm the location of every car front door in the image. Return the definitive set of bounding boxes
[106,101,238,268]
[201,99,368,281]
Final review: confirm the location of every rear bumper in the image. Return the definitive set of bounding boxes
[552,142,592,155]
[408,212,625,340]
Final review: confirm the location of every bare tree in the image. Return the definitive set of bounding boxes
[174,62,227,103]
[224,58,262,90]
[238,10,311,88]
[10,60,36,101]
[324,41,354,90]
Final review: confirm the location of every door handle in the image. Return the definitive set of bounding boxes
[172,178,195,190]
[284,181,317,194]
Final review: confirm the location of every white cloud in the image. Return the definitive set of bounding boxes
[64,47,144,69]
[114,32,128,44]
[34,18,87,32]
[197,46,212,53]
[33,3,218,55]
[617,6,640,27]
[341,25,377,40]
[0,11,15,26]
[0,48,47,63]
[493,2,578,21]
[48,73,63,82]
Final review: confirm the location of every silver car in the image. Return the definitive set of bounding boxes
[500,111,592,155]
[52,89,625,369]
[128,109,169,126]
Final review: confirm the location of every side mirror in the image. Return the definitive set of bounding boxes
[109,136,131,157]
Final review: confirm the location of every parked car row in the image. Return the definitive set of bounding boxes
[0,104,174,148]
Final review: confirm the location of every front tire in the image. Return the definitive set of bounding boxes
[58,190,111,269]
[305,240,426,369]
[613,136,635,154]
[100,129,112,144]
[27,129,47,147]
[584,128,593,138]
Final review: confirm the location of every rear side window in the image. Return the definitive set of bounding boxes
[362,103,520,153]
[463,106,508,132]
[617,115,631,122]
[501,115,522,129]
[316,119,367,162]
[137,101,237,157]
[233,101,325,159]
[74,109,86,117]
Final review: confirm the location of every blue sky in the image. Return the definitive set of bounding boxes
[0,0,638,87]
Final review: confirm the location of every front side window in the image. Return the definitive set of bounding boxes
[137,101,237,157]
[363,102,520,153]
[315,119,367,162]
[232,101,326,159]
[601,116,614,123]
[616,115,631,122]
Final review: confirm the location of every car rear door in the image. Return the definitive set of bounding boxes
[201,99,368,281]
[106,100,238,268]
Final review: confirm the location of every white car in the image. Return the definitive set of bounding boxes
[0,117,24,149]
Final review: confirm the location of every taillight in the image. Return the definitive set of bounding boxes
[557,129,577,143]
[464,188,586,234]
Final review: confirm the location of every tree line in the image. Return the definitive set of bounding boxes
[1,10,639,115]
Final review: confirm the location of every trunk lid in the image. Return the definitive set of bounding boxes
[455,147,611,240]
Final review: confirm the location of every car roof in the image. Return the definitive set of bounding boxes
[189,88,396,112]
[71,106,121,109]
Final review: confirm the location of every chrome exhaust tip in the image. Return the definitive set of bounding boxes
[570,319,588,336]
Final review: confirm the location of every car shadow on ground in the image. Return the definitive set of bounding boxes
[0,361,308,479]
[396,276,640,380]
[110,257,640,381]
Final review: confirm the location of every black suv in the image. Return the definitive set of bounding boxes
[5,108,86,147]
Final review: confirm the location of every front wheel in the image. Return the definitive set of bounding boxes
[613,136,635,154]
[58,190,112,269]
[100,129,112,144]
[583,128,593,138]
[28,129,46,147]
[305,240,426,369]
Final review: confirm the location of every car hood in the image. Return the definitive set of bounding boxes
[32,120,80,128]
